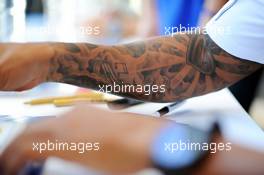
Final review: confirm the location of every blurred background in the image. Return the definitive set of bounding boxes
[0,0,144,43]
[0,0,263,128]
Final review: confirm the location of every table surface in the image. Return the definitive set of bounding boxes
[0,82,264,175]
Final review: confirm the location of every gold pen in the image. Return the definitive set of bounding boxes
[53,98,109,107]
[24,92,104,105]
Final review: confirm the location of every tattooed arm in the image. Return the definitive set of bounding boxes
[0,34,261,102]
[45,34,261,102]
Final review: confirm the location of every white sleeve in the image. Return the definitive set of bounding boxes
[206,0,264,64]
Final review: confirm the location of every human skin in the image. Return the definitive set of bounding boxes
[0,33,261,101]
[0,105,264,175]
[0,105,170,175]
[199,0,229,26]
[0,33,263,174]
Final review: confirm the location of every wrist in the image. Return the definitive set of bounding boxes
[44,43,60,82]
[26,43,56,84]
[190,134,225,175]
[121,118,170,171]
[150,123,222,175]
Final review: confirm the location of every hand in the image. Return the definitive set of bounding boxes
[0,43,54,91]
[0,105,169,175]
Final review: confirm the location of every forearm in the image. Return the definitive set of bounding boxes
[46,34,260,102]
[195,137,264,175]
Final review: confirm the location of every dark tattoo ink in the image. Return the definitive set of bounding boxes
[48,33,261,102]
[64,43,81,53]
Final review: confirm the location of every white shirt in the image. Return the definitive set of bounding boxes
[206,0,264,64]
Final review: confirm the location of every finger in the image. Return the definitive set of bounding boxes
[0,129,38,174]
[4,151,28,175]
[0,139,24,175]
[0,137,45,175]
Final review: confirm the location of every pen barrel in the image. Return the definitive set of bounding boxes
[54,98,109,107]
[25,93,104,105]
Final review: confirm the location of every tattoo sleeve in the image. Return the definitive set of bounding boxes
[47,34,261,102]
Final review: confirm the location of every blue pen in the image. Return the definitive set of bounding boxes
[19,161,44,175]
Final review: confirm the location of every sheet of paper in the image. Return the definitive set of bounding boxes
[1,83,264,175]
